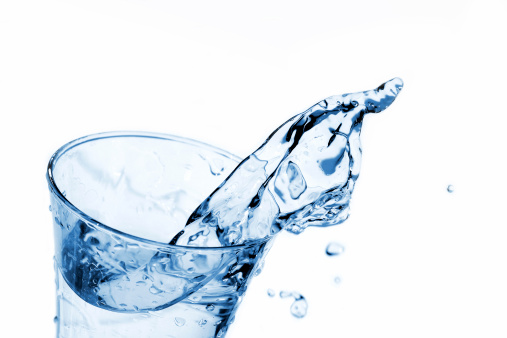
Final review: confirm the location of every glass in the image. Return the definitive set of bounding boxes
[47,132,273,338]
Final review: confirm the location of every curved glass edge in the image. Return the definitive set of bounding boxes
[46,131,272,251]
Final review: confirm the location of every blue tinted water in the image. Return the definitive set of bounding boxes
[54,78,402,336]
[175,78,403,246]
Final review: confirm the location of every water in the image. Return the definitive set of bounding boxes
[326,242,345,256]
[53,214,271,337]
[279,291,308,319]
[447,184,454,193]
[51,78,402,337]
[175,78,404,247]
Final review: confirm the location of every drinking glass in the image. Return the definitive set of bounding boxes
[47,132,272,338]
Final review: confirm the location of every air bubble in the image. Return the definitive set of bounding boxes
[174,317,186,327]
[447,185,454,193]
[326,242,345,256]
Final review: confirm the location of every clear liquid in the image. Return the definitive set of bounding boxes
[52,78,402,337]
[53,203,272,337]
[175,78,403,247]
[55,267,229,338]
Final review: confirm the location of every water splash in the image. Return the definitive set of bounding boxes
[174,78,403,246]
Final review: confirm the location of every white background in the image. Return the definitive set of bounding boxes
[1,0,506,337]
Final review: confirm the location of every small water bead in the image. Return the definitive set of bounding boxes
[326,242,345,256]
[198,319,207,327]
[290,295,308,319]
[174,317,186,327]
[53,316,58,323]
[149,286,163,295]
[267,289,276,297]
[279,290,292,298]
[48,205,52,212]
[334,276,342,285]
[206,304,215,311]
[447,184,454,193]
[190,294,202,302]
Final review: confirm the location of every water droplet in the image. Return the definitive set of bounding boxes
[190,294,202,302]
[133,305,140,312]
[447,184,454,193]
[334,276,342,284]
[206,304,215,311]
[48,205,52,212]
[53,316,58,323]
[267,289,276,297]
[290,296,308,318]
[217,328,225,337]
[127,243,140,250]
[136,281,146,286]
[149,286,163,294]
[174,317,186,327]
[326,242,345,256]
[119,303,127,308]
[198,319,208,327]
[280,290,292,298]
[209,158,225,176]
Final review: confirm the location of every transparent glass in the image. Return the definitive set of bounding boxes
[47,132,273,338]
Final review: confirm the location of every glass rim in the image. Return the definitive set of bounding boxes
[46,131,272,251]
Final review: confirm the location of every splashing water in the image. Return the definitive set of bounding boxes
[174,78,404,247]
[52,79,403,333]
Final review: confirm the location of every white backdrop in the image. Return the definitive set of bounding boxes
[1,0,506,337]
